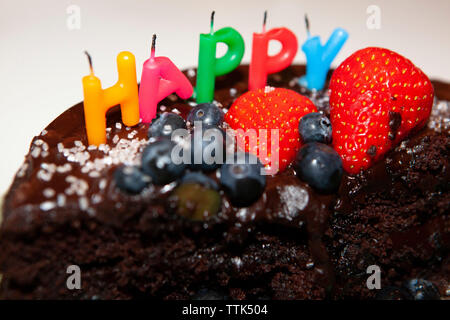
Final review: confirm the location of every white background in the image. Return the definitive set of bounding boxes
[0,0,449,195]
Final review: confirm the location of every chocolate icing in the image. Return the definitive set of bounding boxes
[1,65,449,298]
[2,66,336,232]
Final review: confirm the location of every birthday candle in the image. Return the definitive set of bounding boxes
[299,15,348,91]
[196,11,245,103]
[249,11,298,90]
[139,35,193,123]
[82,51,140,146]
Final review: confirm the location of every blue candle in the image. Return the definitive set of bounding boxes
[299,19,348,91]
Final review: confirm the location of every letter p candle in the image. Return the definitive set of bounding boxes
[249,11,298,90]
[195,11,245,103]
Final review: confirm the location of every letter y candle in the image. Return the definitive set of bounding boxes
[299,15,348,91]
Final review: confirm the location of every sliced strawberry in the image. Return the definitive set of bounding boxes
[329,47,434,174]
[225,87,317,173]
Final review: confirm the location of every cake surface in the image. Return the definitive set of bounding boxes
[0,65,448,299]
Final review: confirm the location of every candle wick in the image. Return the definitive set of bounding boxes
[84,50,94,75]
[304,14,311,38]
[151,34,156,60]
[210,10,215,34]
[263,10,267,33]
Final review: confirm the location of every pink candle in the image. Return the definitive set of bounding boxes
[139,35,193,123]
[249,11,298,90]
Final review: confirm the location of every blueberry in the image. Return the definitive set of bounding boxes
[114,165,150,194]
[141,139,186,185]
[298,112,332,144]
[187,103,224,127]
[189,125,225,172]
[192,288,228,300]
[294,142,343,193]
[375,286,412,300]
[170,182,221,221]
[403,279,440,300]
[181,171,219,190]
[220,152,266,207]
[148,113,186,139]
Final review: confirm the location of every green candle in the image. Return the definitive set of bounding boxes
[196,12,245,103]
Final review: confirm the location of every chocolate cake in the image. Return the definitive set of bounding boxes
[0,65,448,300]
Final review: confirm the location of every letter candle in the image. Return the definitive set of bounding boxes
[195,11,245,103]
[299,15,349,91]
[82,51,140,146]
[248,11,298,90]
[139,35,194,123]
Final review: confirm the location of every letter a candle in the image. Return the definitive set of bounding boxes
[196,11,245,103]
[139,35,194,123]
[82,51,140,146]
[249,11,298,90]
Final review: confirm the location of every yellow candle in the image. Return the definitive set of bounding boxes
[82,51,140,146]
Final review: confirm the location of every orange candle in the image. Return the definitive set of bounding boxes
[82,51,140,146]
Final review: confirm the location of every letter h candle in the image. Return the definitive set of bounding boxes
[82,51,140,146]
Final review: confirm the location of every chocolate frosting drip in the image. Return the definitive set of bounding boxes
[3,66,335,231]
[1,65,449,293]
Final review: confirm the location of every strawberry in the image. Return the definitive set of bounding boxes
[329,47,434,174]
[225,87,317,173]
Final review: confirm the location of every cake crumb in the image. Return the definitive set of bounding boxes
[89,171,101,178]
[17,163,29,178]
[279,185,309,220]
[213,100,223,108]
[43,188,55,198]
[91,194,103,204]
[428,99,449,132]
[236,208,249,221]
[99,179,107,190]
[264,86,275,93]
[31,147,41,158]
[187,69,196,78]
[79,197,89,211]
[34,139,44,146]
[65,175,89,196]
[289,77,298,87]
[56,163,72,173]
[57,194,66,207]
[37,163,56,181]
[42,142,49,152]
[40,201,56,211]
[231,257,243,269]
